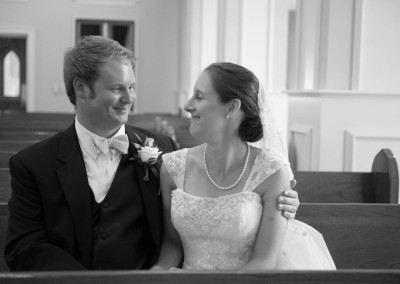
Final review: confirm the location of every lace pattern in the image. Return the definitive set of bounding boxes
[162,149,188,188]
[243,148,289,192]
[172,189,262,270]
[172,190,261,234]
[164,148,282,270]
[163,147,336,270]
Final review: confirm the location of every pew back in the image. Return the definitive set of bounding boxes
[0,203,8,271]
[297,203,400,269]
[0,113,200,148]
[0,203,399,272]
[294,149,399,203]
[0,153,12,168]
[0,169,10,203]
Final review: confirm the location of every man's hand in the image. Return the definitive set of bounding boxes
[277,179,300,220]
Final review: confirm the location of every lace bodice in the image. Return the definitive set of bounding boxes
[162,147,336,270]
[162,147,287,270]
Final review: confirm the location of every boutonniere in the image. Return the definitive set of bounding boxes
[130,134,162,182]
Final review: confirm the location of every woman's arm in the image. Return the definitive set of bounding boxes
[150,163,183,270]
[241,166,290,270]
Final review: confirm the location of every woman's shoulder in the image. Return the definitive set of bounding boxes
[162,148,188,159]
[255,147,289,168]
[246,146,290,194]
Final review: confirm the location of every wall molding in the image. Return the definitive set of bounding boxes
[286,90,400,98]
[344,128,400,171]
[0,26,35,112]
[72,0,139,6]
[351,0,363,90]
[0,0,29,2]
[289,124,313,171]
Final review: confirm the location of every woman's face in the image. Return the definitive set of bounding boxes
[184,71,228,142]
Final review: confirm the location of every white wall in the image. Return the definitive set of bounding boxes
[287,0,400,200]
[358,0,400,92]
[0,0,182,114]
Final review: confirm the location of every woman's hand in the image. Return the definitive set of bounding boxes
[277,179,300,219]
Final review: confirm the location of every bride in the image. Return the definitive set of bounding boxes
[152,62,335,270]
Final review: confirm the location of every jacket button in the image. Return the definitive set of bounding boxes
[103,202,110,208]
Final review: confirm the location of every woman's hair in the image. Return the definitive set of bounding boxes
[204,62,263,142]
[63,35,136,105]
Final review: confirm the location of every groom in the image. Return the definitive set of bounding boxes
[5,36,299,271]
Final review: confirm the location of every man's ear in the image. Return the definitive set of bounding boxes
[226,99,242,117]
[73,78,89,101]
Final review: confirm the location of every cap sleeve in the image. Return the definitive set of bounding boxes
[243,148,290,192]
[162,148,188,189]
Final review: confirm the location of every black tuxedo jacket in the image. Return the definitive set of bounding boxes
[5,123,178,271]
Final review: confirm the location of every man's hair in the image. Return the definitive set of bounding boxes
[63,35,136,105]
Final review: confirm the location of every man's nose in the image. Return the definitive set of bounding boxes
[121,89,135,104]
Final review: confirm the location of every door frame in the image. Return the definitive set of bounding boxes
[0,26,35,112]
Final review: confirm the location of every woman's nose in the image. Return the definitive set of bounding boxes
[184,98,194,113]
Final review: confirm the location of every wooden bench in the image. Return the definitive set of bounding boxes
[0,270,399,284]
[0,148,398,203]
[1,203,399,272]
[0,203,8,271]
[0,169,10,203]
[297,203,400,269]
[0,141,39,153]
[294,149,399,203]
[0,113,200,148]
[0,131,55,141]
[0,153,12,169]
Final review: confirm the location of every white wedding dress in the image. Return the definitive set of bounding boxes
[163,148,336,270]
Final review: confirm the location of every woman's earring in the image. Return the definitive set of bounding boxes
[226,114,230,119]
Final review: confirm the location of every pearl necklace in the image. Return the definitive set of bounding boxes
[203,143,250,191]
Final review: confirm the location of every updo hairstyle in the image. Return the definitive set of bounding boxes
[204,62,263,142]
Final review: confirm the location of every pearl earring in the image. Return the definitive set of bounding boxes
[226,114,230,119]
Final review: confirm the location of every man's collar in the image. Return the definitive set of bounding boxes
[75,116,126,159]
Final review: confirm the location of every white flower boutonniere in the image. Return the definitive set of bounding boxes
[130,134,162,182]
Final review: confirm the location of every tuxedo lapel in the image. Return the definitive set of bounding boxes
[126,127,161,248]
[56,123,93,268]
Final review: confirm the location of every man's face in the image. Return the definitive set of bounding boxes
[78,59,136,137]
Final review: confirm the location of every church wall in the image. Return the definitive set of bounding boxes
[0,0,182,114]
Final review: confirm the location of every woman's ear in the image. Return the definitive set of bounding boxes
[226,98,242,118]
[73,78,89,101]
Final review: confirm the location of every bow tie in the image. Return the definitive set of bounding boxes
[91,134,129,156]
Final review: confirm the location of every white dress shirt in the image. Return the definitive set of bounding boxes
[75,118,126,203]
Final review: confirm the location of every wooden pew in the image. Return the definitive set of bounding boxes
[0,270,399,284]
[0,203,8,272]
[0,112,74,132]
[294,149,399,203]
[1,203,399,272]
[0,169,10,203]
[297,203,400,269]
[0,141,38,153]
[0,153,12,169]
[0,131,55,141]
[0,113,200,148]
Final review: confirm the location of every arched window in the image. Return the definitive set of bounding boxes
[3,50,20,98]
